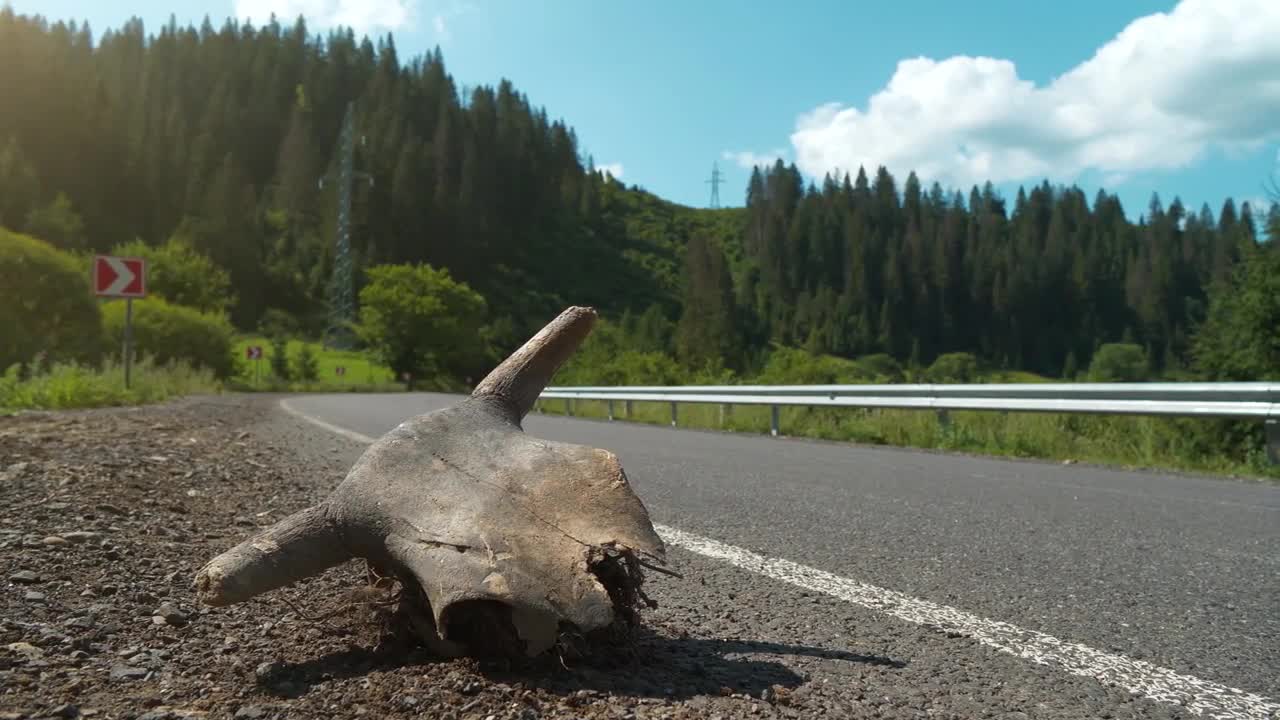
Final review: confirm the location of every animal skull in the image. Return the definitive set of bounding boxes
[195,306,669,657]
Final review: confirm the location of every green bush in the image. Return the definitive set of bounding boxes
[926,352,979,383]
[853,353,905,383]
[294,343,319,383]
[1088,343,1148,382]
[356,263,488,387]
[111,235,235,314]
[755,346,873,385]
[270,336,292,381]
[0,227,104,370]
[101,297,235,378]
[258,308,301,338]
[554,318,688,387]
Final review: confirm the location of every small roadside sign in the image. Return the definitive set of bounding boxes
[246,346,263,385]
[92,255,147,390]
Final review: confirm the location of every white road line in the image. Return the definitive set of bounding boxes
[279,400,381,444]
[277,398,1280,720]
[656,525,1278,720]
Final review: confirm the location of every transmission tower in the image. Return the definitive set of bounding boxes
[706,161,726,209]
[319,102,373,350]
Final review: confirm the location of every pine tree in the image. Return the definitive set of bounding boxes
[675,235,740,369]
[0,137,40,229]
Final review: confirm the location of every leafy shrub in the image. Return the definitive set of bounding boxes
[926,352,979,383]
[755,346,872,385]
[270,336,292,381]
[101,297,235,378]
[554,318,686,387]
[853,353,905,383]
[258,308,301,339]
[1088,343,1148,382]
[0,228,104,370]
[294,343,319,383]
[111,236,235,314]
[357,263,487,387]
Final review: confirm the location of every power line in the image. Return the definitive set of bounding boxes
[706,161,726,209]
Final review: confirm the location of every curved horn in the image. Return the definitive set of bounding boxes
[471,306,596,419]
[195,503,352,606]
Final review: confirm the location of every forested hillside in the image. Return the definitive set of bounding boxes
[0,8,695,344]
[729,165,1275,377]
[1,8,1275,381]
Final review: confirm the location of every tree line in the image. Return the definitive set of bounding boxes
[677,163,1275,378]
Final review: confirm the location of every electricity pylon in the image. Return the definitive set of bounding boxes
[318,102,373,350]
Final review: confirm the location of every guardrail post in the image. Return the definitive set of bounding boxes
[624,400,633,419]
[936,410,951,431]
[566,398,574,417]
[607,400,615,421]
[1267,419,1279,465]
[719,403,732,428]
[770,405,780,437]
[670,402,678,427]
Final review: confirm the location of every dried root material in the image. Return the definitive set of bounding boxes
[590,545,658,629]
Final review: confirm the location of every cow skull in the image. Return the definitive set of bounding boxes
[195,306,669,658]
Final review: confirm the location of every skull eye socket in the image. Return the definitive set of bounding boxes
[439,599,528,658]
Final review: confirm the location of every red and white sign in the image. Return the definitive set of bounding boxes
[246,346,263,360]
[93,255,146,298]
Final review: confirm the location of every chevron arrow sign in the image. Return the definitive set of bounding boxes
[92,255,147,298]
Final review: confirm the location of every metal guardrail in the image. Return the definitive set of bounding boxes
[538,382,1280,462]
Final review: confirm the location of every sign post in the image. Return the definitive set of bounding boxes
[92,255,147,389]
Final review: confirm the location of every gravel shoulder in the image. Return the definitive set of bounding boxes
[0,395,1223,719]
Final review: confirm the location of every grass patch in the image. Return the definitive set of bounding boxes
[981,369,1056,384]
[0,357,221,413]
[231,336,403,392]
[532,398,1279,481]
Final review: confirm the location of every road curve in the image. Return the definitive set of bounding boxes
[283,392,1280,718]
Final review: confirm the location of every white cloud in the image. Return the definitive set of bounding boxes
[783,0,1280,189]
[234,0,415,34]
[596,162,624,180]
[429,1,475,42]
[722,149,789,171]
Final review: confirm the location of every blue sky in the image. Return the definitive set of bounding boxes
[13,0,1280,223]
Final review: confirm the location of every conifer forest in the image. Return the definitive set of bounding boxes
[1,8,1276,382]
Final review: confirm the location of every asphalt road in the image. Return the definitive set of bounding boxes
[282,392,1279,719]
